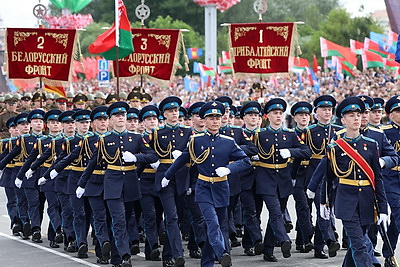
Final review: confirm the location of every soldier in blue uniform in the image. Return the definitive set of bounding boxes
[215,96,258,250]
[253,98,311,262]
[369,97,385,128]
[148,96,192,267]
[312,96,388,266]
[137,105,163,261]
[0,110,45,242]
[34,110,77,252]
[237,101,264,256]
[380,95,400,267]
[19,109,64,248]
[163,100,251,267]
[289,101,315,253]
[81,101,158,267]
[126,107,139,132]
[0,116,22,236]
[304,95,341,259]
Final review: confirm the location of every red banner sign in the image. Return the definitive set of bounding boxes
[229,23,295,75]
[115,28,181,82]
[6,28,76,81]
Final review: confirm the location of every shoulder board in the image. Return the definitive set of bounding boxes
[179,125,191,129]
[84,132,95,138]
[156,126,165,130]
[103,132,111,137]
[230,125,241,129]
[282,128,294,132]
[21,134,30,138]
[332,124,343,129]
[220,134,234,140]
[336,128,346,135]
[305,124,317,131]
[362,136,377,143]
[2,138,9,142]
[53,135,64,140]
[380,125,392,130]
[368,127,383,133]
[192,133,205,138]
[10,137,17,140]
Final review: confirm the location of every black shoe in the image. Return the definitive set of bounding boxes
[230,236,241,248]
[304,242,314,253]
[182,233,189,242]
[55,231,63,243]
[130,243,140,255]
[220,253,231,267]
[328,241,340,257]
[77,243,88,258]
[22,222,31,238]
[263,254,278,262]
[32,230,42,243]
[97,257,109,264]
[102,241,111,261]
[244,247,255,256]
[254,241,264,255]
[296,244,306,253]
[189,249,202,258]
[174,256,185,267]
[163,259,175,267]
[146,248,161,261]
[12,224,22,236]
[281,240,291,258]
[121,258,132,267]
[285,222,294,233]
[159,231,167,246]
[67,241,77,252]
[49,241,60,248]
[374,249,381,257]
[314,250,329,259]
[236,228,243,238]
[139,231,146,243]
[342,242,348,249]
[385,257,396,267]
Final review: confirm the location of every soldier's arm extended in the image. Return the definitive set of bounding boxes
[227,140,251,175]
[0,141,11,161]
[135,136,159,164]
[16,142,39,180]
[0,138,22,170]
[77,146,99,189]
[164,146,191,180]
[308,155,328,193]
[30,142,54,172]
[53,141,81,173]
[379,133,398,169]
[286,132,312,160]
[372,143,388,214]
[237,129,259,157]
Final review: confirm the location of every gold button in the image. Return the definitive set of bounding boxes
[212,155,215,158]
[359,188,362,191]
[211,139,214,141]
[172,135,175,137]
[212,147,214,149]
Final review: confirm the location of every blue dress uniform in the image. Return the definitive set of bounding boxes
[237,101,263,255]
[0,110,45,242]
[50,109,93,257]
[16,109,64,246]
[216,96,258,249]
[149,96,192,266]
[82,101,158,266]
[253,98,311,260]
[136,105,164,261]
[313,97,388,266]
[380,95,400,262]
[31,110,77,251]
[0,116,21,234]
[288,101,315,253]
[164,101,251,267]
[303,95,342,257]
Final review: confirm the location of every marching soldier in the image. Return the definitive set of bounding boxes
[304,95,341,259]
[163,101,251,267]
[369,97,385,128]
[0,96,19,139]
[312,97,388,266]
[126,107,139,132]
[253,98,310,262]
[81,101,158,267]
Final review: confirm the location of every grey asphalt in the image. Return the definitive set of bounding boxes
[0,191,398,266]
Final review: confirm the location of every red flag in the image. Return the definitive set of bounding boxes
[313,54,319,73]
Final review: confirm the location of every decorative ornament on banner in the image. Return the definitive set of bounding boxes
[6,28,77,85]
[228,22,297,77]
[115,28,183,83]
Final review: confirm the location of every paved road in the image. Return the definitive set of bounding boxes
[0,191,397,266]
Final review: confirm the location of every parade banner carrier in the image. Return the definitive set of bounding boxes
[6,28,77,81]
[115,28,182,83]
[228,22,297,75]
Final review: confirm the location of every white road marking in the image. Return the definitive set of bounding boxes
[0,232,100,267]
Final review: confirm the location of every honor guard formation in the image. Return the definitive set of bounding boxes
[1,88,400,267]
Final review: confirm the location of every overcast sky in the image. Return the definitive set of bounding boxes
[0,0,386,28]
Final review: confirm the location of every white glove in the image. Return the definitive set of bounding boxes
[38,177,47,186]
[50,169,58,179]
[320,204,331,220]
[186,188,192,195]
[215,167,231,177]
[150,160,160,170]
[251,155,260,161]
[292,179,296,187]
[379,158,386,168]
[172,150,182,159]
[161,177,170,188]
[377,213,388,231]
[306,189,315,199]
[26,169,34,179]
[280,149,291,159]
[14,178,22,188]
[76,186,85,199]
[122,151,137,163]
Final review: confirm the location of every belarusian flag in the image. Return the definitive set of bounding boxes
[320,37,357,65]
[333,56,356,77]
[388,30,398,47]
[362,50,384,69]
[364,37,390,58]
[221,51,232,65]
[290,57,309,73]
[198,63,216,77]
[385,58,400,71]
[350,39,364,55]
[88,0,133,60]
[217,65,232,74]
